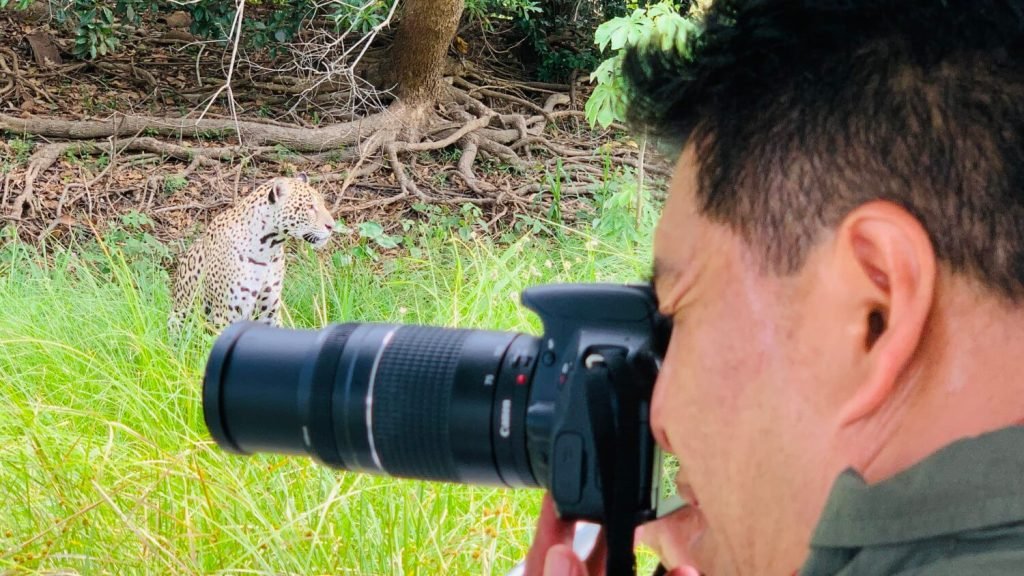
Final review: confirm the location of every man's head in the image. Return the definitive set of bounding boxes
[628,1,1024,573]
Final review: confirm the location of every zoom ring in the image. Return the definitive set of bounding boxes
[372,326,468,480]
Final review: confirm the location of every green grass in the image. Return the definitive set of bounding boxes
[0,224,657,575]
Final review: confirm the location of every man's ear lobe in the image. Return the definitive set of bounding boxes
[268,179,288,204]
[836,201,937,425]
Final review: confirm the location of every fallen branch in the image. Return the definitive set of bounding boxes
[0,112,398,153]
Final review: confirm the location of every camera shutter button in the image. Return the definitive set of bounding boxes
[541,351,556,366]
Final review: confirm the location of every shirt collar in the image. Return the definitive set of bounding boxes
[810,425,1024,548]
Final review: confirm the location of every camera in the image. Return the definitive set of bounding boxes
[201,282,672,574]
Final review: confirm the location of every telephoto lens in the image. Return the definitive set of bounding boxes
[203,320,544,489]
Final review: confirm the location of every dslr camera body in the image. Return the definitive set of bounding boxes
[202,283,671,574]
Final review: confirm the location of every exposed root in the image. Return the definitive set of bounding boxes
[11,143,69,220]
[457,134,490,193]
[1,69,669,246]
[385,139,426,200]
[454,77,551,119]
[0,112,385,153]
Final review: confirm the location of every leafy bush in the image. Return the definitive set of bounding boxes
[328,0,392,35]
[13,0,378,60]
[585,1,701,128]
[71,0,119,60]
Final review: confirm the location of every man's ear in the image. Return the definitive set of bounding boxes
[833,200,936,425]
[267,179,288,204]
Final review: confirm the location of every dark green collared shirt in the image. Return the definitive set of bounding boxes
[800,426,1024,575]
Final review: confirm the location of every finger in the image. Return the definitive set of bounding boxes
[525,494,576,576]
[636,505,705,571]
[543,544,587,576]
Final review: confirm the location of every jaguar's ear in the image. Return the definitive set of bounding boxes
[268,179,289,204]
[297,172,308,183]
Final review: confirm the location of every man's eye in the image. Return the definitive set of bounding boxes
[651,312,673,357]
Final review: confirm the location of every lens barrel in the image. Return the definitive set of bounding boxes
[203,321,542,488]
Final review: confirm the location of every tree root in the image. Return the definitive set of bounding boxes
[11,143,68,219]
[2,80,667,243]
[0,112,396,153]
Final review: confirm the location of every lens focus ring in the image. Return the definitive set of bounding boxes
[371,326,468,480]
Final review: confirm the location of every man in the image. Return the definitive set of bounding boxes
[527,0,1024,574]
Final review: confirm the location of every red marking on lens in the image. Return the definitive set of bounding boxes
[516,374,527,385]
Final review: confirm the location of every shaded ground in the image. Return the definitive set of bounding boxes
[0,6,668,253]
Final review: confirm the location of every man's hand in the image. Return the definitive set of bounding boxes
[524,494,701,576]
[522,495,607,576]
[636,505,705,576]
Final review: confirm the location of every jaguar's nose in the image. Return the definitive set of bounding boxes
[324,221,334,232]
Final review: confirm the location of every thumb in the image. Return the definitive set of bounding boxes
[667,567,701,576]
[543,544,588,576]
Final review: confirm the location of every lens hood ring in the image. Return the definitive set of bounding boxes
[203,321,257,455]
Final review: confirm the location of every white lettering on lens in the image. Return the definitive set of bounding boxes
[484,374,495,386]
[499,399,511,438]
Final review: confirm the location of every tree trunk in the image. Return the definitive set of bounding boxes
[389,0,465,108]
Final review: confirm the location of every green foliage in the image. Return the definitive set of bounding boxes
[543,159,565,232]
[35,0,384,61]
[86,211,172,269]
[511,1,607,84]
[243,0,309,51]
[462,0,629,84]
[188,0,238,41]
[585,1,701,128]
[162,174,188,194]
[400,203,488,258]
[71,0,119,60]
[328,0,391,35]
[329,219,404,264]
[465,0,542,26]
[357,221,398,248]
[0,0,32,10]
[114,0,156,25]
[580,159,661,246]
[0,171,665,572]
[7,137,33,164]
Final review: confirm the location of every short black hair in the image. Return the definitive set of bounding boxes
[624,0,1024,299]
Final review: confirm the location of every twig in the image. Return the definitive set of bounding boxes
[636,135,647,225]
[152,200,232,215]
[196,0,245,139]
[335,191,410,213]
